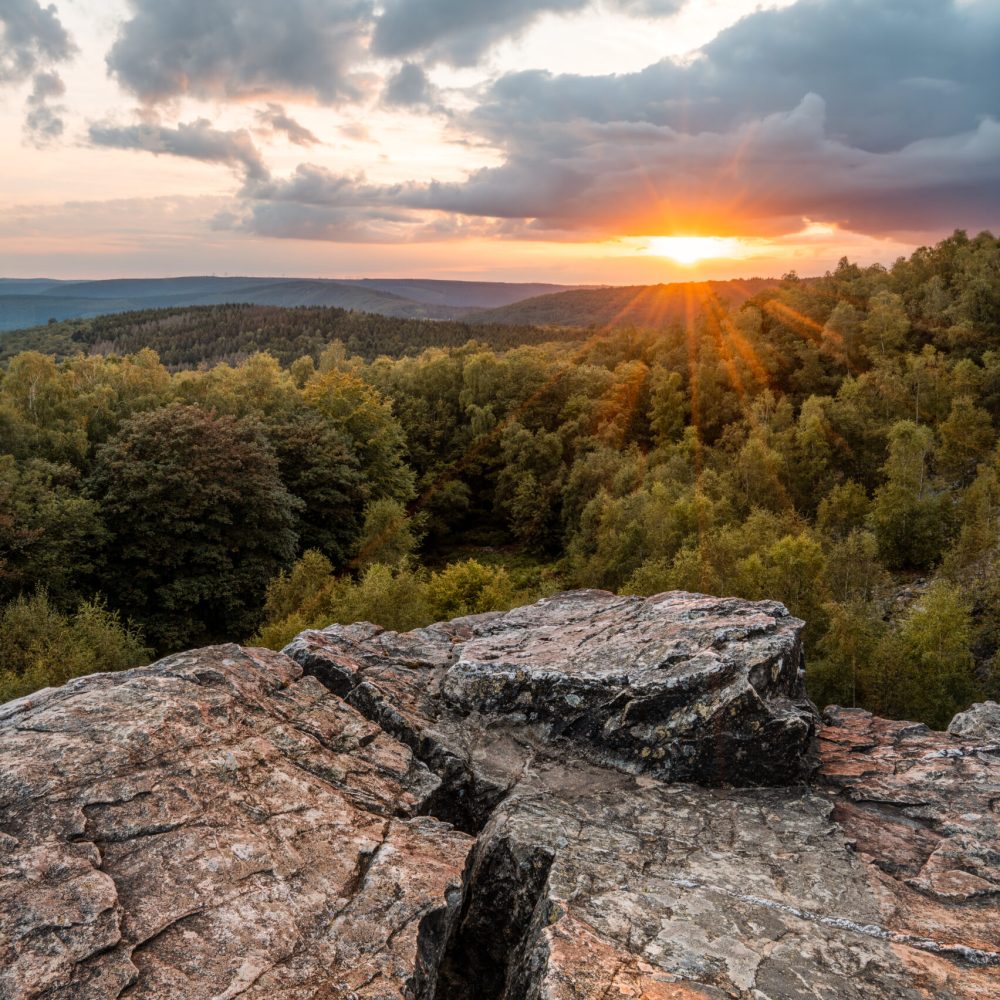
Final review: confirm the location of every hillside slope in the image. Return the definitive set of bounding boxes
[467,277,785,329]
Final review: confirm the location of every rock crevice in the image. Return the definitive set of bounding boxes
[3,591,999,999]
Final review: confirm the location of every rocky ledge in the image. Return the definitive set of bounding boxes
[1,590,998,999]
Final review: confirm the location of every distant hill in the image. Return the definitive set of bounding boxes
[0,304,590,368]
[0,277,582,333]
[466,279,785,329]
[349,279,580,309]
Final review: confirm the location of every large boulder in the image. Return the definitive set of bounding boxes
[286,590,818,792]
[948,700,1000,741]
[2,591,998,1000]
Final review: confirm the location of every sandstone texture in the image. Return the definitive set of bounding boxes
[2,589,998,999]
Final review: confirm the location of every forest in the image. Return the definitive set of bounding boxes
[1,229,998,730]
[0,303,584,367]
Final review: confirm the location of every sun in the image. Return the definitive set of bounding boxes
[646,236,740,265]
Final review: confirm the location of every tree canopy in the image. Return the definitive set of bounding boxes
[2,228,1000,727]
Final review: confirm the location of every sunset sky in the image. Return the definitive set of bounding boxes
[1,0,997,282]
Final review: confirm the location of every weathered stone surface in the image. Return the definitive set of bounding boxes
[286,592,1000,999]
[409,743,1000,999]
[948,700,1000,741]
[4,591,999,1000]
[0,645,471,999]
[820,707,1000,990]
[286,589,818,790]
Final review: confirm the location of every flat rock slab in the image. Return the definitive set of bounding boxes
[948,701,1000,741]
[820,708,1000,984]
[0,645,471,1000]
[422,771,994,1000]
[287,589,818,788]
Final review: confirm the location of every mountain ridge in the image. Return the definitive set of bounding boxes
[0,276,586,332]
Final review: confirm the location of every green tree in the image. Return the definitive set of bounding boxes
[825,529,888,605]
[808,600,886,711]
[936,396,996,487]
[822,301,864,368]
[86,403,299,651]
[303,368,415,504]
[0,457,104,606]
[816,481,870,540]
[354,498,425,569]
[869,421,952,569]
[325,562,430,633]
[647,367,686,445]
[881,581,980,729]
[265,408,365,565]
[252,549,338,650]
[425,559,515,620]
[862,290,909,359]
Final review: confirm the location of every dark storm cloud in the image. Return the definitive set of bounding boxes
[24,68,65,145]
[383,62,436,107]
[0,0,74,84]
[372,0,684,67]
[106,0,374,104]
[256,104,320,146]
[89,119,270,180]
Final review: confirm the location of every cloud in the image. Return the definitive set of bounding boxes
[372,0,587,67]
[473,0,1000,154]
[1,0,75,145]
[241,163,386,206]
[371,0,685,66]
[106,0,374,104]
[23,68,64,145]
[405,94,1000,238]
[613,0,684,14]
[107,0,998,246]
[255,103,320,146]
[383,62,436,107]
[89,118,270,180]
[0,0,74,84]
[101,0,691,108]
[411,0,1000,238]
[236,95,997,242]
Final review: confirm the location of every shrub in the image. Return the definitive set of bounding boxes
[0,591,150,704]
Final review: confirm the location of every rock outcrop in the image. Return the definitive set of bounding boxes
[2,590,998,1000]
[285,590,817,797]
[0,646,472,999]
[948,701,1000,741]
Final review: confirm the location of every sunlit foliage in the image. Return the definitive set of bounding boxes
[2,229,999,727]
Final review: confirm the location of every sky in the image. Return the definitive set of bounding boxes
[0,0,997,283]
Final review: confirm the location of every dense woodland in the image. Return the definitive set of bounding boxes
[0,304,584,368]
[2,229,999,729]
